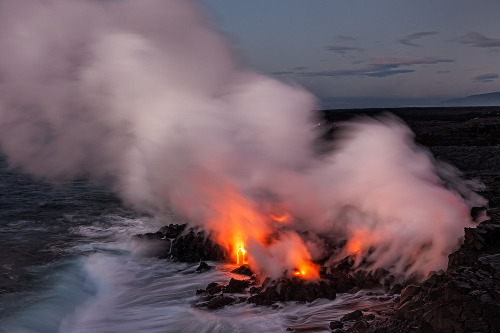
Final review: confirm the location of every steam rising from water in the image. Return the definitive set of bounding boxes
[0,0,485,279]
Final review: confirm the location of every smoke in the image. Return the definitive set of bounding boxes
[304,116,485,276]
[0,0,484,280]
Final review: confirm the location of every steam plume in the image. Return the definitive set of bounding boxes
[0,0,484,279]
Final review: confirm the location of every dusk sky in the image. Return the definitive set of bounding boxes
[199,0,500,108]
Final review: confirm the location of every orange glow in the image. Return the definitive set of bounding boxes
[270,213,289,223]
[202,185,270,265]
[347,239,362,254]
[292,261,319,279]
[345,229,373,255]
[236,243,248,265]
[193,183,318,280]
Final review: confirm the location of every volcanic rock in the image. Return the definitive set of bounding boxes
[231,264,253,276]
[320,261,387,293]
[133,231,164,240]
[197,282,224,295]
[249,286,262,294]
[348,319,370,331]
[159,223,187,239]
[320,269,357,293]
[130,231,170,257]
[363,314,376,321]
[359,217,500,332]
[170,228,227,262]
[329,320,343,329]
[133,224,227,262]
[223,278,251,293]
[204,295,237,310]
[247,278,336,305]
[389,283,403,295]
[195,261,213,272]
[340,310,363,322]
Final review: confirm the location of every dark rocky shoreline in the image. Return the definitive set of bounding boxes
[134,107,500,332]
[134,214,499,332]
[360,216,500,333]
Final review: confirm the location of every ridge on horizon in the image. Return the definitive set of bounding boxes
[320,91,500,109]
[441,91,500,106]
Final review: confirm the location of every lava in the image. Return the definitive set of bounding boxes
[236,244,248,265]
[270,213,289,223]
[347,239,362,254]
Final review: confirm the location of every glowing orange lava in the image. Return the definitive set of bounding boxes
[236,243,248,265]
[347,239,362,254]
[293,261,319,279]
[270,213,289,223]
[200,184,319,280]
[346,229,372,255]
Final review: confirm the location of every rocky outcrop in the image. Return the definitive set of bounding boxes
[194,275,337,309]
[170,228,227,262]
[135,219,500,331]
[231,264,253,276]
[195,261,213,272]
[359,217,500,333]
[132,223,227,262]
[247,278,337,305]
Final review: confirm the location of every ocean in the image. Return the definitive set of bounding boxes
[0,156,388,333]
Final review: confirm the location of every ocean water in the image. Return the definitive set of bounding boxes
[0,157,390,333]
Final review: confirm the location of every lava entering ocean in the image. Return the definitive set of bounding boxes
[0,0,486,282]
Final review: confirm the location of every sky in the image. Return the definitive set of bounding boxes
[198,0,500,108]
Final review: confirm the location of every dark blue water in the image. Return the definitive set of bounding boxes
[0,157,387,333]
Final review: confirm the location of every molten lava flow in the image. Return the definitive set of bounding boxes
[292,261,319,279]
[199,185,319,279]
[236,243,248,265]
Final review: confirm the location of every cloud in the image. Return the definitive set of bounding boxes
[473,73,499,83]
[366,69,415,77]
[293,66,308,71]
[335,35,357,41]
[458,32,500,47]
[399,31,438,47]
[272,71,295,75]
[325,45,363,54]
[371,57,453,66]
[283,57,454,78]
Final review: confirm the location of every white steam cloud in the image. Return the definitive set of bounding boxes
[0,0,485,279]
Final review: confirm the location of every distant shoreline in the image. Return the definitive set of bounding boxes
[321,105,500,121]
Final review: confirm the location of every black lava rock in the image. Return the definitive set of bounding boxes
[205,295,237,310]
[248,278,336,306]
[341,310,363,322]
[170,228,227,262]
[363,314,376,321]
[231,264,254,276]
[329,320,343,329]
[389,283,403,295]
[206,282,224,295]
[132,231,164,240]
[348,319,369,331]
[159,223,187,239]
[364,218,500,333]
[223,278,251,293]
[133,224,227,262]
[195,261,213,272]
